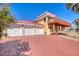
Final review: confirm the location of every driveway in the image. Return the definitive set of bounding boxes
[2,35,79,56]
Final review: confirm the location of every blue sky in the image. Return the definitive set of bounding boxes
[9,3,78,24]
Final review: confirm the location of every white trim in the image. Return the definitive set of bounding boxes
[38,11,56,18]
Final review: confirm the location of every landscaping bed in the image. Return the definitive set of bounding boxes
[59,31,79,39]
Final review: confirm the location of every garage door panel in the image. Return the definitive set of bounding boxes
[25,28,34,35]
[36,28,43,34]
[7,28,21,36]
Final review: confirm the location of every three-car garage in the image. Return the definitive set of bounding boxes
[4,20,44,36]
[5,25,43,36]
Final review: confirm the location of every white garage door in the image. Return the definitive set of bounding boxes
[36,28,43,34]
[25,28,34,35]
[7,28,21,36]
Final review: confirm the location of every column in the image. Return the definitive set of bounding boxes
[34,27,36,35]
[53,24,56,34]
[59,25,61,32]
[57,26,59,33]
[22,25,25,36]
[44,16,48,35]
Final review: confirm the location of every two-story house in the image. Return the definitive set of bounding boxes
[4,12,71,36]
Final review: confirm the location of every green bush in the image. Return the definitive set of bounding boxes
[0,26,4,38]
[0,32,3,39]
[75,27,79,32]
[69,27,74,31]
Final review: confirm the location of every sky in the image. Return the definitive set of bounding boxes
[9,3,78,25]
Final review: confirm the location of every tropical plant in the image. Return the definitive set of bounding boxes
[0,4,16,38]
[66,3,79,32]
[75,27,79,32]
[74,18,79,27]
[66,3,79,13]
[69,27,74,31]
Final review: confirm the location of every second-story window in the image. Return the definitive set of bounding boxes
[48,16,50,22]
[44,17,46,22]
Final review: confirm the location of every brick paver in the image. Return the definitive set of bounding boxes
[1,35,79,56]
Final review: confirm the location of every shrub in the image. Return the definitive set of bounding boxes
[69,27,74,31]
[75,27,79,32]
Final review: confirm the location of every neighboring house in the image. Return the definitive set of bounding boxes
[5,12,71,36]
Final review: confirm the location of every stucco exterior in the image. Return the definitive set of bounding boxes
[4,12,71,36]
[35,12,71,35]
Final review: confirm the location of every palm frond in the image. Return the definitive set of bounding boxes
[66,3,73,9]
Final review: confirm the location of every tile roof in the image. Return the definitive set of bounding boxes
[49,17,71,27]
[16,20,43,26]
[36,12,71,27]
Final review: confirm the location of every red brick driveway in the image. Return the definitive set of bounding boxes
[3,35,79,56]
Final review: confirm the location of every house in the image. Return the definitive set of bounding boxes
[5,12,71,36]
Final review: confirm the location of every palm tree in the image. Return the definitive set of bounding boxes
[0,4,16,38]
[66,3,79,13]
[66,3,79,27]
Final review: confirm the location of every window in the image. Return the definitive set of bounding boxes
[43,16,51,22]
[48,16,50,20]
[44,17,46,22]
[48,16,50,22]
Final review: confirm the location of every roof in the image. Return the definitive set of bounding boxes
[8,12,71,27]
[49,17,71,27]
[16,20,43,27]
[38,11,56,18]
[34,11,56,21]
[36,12,71,27]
